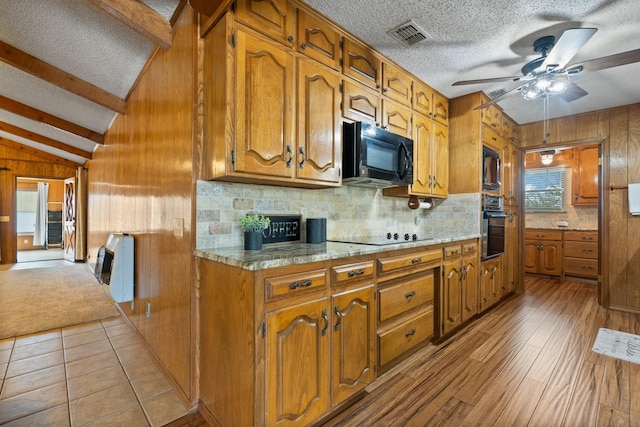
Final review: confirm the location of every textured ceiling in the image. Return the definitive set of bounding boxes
[304,0,640,124]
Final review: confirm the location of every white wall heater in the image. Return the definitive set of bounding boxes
[96,233,134,303]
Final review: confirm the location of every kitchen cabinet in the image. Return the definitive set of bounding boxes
[563,230,598,281]
[199,257,375,427]
[376,248,440,371]
[572,144,599,206]
[441,242,478,335]
[296,8,341,70]
[503,207,519,294]
[381,62,412,107]
[234,0,294,46]
[413,79,448,126]
[480,256,502,313]
[342,37,381,91]
[503,141,520,206]
[202,15,340,188]
[381,99,412,138]
[341,79,381,125]
[524,229,563,277]
[501,114,520,143]
[449,91,519,195]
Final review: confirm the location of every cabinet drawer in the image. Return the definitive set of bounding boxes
[377,249,442,275]
[378,309,434,366]
[332,261,375,286]
[564,231,598,243]
[265,268,327,300]
[481,126,501,151]
[444,245,462,259]
[378,272,434,322]
[563,241,598,259]
[563,257,598,278]
[525,230,563,241]
[462,242,478,255]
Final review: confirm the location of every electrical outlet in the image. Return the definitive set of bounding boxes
[146,301,151,318]
[414,217,421,225]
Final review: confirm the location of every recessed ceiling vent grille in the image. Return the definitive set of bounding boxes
[388,20,430,46]
[488,88,508,99]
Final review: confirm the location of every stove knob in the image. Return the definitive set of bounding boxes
[386,232,392,239]
[404,233,410,241]
[393,233,399,240]
[412,234,418,241]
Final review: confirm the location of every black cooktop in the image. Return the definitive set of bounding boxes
[328,233,432,246]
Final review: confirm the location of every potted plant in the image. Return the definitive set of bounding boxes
[239,214,270,250]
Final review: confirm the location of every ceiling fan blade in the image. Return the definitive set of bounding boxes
[452,76,523,86]
[473,82,528,110]
[540,28,597,71]
[570,48,640,73]
[558,83,588,102]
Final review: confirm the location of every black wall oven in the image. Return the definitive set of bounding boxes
[481,194,506,260]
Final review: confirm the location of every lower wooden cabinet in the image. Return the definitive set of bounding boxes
[524,229,562,276]
[441,242,478,335]
[563,230,598,280]
[480,256,502,313]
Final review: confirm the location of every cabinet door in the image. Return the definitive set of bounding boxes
[461,256,478,322]
[480,258,500,312]
[235,30,294,178]
[431,122,449,197]
[524,241,539,273]
[442,260,462,334]
[297,59,341,184]
[540,242,562,276]
[382,62,412,107]
[331,285,376,405]
[296,9,341,70]
[266,297,329,426]
[342,79,381,125]
[411,113,432,195]
[342,37,381,91]
[412,81,433,118]
[572,144,599,205]
[381,99,412,138]
[503,209,519,293]
[432,92,449,126]
[235,0,294,46]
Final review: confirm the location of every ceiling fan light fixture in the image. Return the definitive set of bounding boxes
[521,72,570,100]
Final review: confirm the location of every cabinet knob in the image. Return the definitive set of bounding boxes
[287,35,294,43]
[411,257,422,264]
[347,269,365,277]
[405,328,416,337]
[300,42,307,49]
[405,291,416,299]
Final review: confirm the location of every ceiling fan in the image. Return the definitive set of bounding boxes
[452,27,640,109]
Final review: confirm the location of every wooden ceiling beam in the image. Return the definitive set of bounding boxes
[0,40,126,114]
[88,0,173,51]
[0,137,83,168]
[0,121,93,160]
[0,95,104,145]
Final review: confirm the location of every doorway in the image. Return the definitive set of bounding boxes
[522,141,602,284]
[15,177,66,264]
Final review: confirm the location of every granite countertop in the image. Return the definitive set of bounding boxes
[195,233,480,271]
[526,227,597,231]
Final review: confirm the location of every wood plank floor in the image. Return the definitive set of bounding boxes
[321,276,640,426]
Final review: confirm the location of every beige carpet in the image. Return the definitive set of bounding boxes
[0,263,119,339]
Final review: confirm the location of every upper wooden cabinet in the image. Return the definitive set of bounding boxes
[501,114,520,143]
[342,79,381,125]
[572,144,599,205]
[342,37,381,91]
[481,104,502,134]
[235,0,294,46]
[381,99,412,138]
[296,9,341,70]
[413,80,448,126]
[503,141,520,206]
[381,62,412,107]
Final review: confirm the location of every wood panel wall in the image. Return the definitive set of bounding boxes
[0,146,77,262]
[520,103,640,313]
[85,8,197,403]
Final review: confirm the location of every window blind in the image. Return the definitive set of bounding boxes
[524,167,565,212]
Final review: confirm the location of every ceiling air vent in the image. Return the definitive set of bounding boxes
[388,20,430,46]
[488,89,508,99]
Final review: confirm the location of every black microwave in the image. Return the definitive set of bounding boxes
[482,146,501,192]
[342,122,413,188]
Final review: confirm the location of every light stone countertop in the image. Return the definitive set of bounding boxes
[525,227,598,232]
[195,233,480,271]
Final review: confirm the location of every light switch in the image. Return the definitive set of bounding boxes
[0,215,9,222]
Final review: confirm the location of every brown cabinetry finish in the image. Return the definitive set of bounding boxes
[381,62,412,107]
[381,99,412,138]
[441,242,479,335]
[378,309,434,366]
[572,144,599,206]
[503,142,520,206]
[481,104,502,134]
[296,9,341,70]
[235,0,294,46]
[563,230,598,280]
[342,37,381,90]
[378,272,434,322]
[480,257,502,313]
[524,229,563,276]
[342,79,381,125]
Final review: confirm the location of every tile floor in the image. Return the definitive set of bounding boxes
[0,316,189,426]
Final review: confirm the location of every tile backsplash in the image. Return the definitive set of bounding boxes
[196,181,480,249]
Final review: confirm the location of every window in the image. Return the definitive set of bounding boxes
[525,167,566,212]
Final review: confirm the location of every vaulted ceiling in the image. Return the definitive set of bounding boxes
[1,0,639,166]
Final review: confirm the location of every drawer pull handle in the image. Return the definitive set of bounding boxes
[405,291,416,299]
[321,310,328,336]
[348,269,365,277]
[334,306,342,331]
[289,279,312,290]
[582,249,594,253]
[582,266,594,270]
[405,328,416,337]
[450,249,459,255]
[411,257,422,264]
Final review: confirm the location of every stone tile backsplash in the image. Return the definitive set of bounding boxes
[196,180,481,249]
